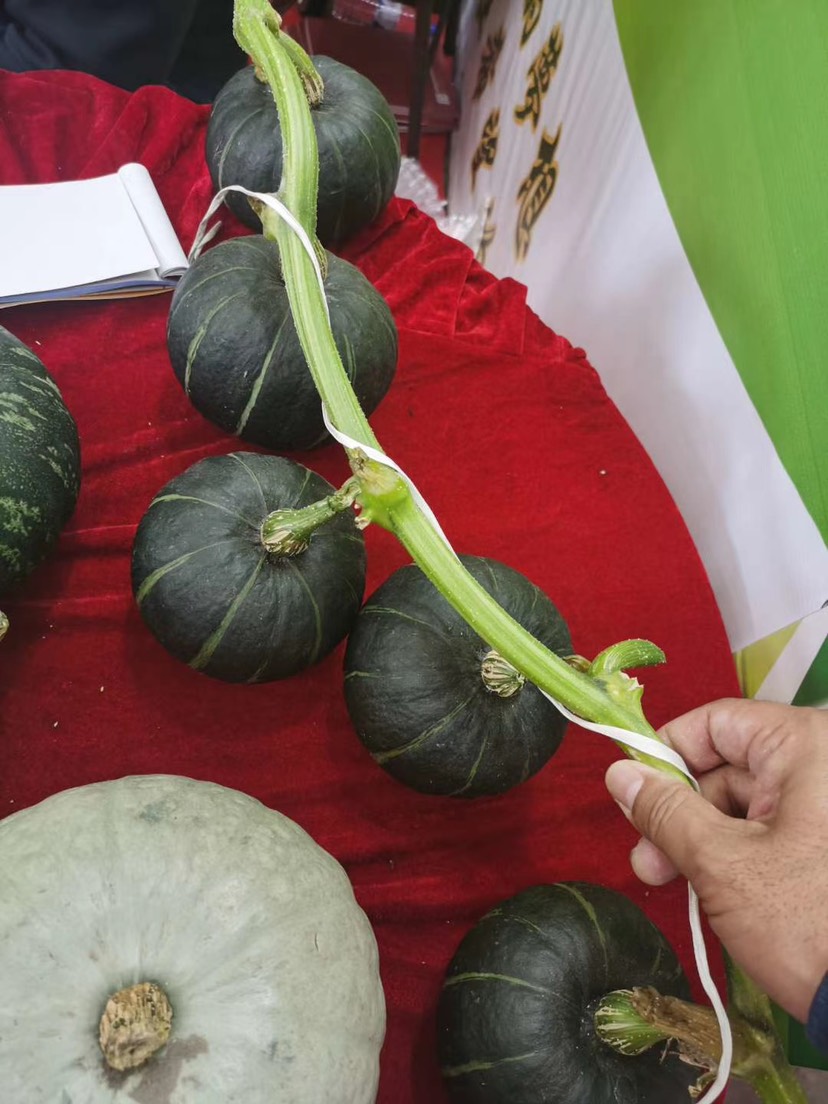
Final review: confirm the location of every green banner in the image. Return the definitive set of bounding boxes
[614,0,828,540]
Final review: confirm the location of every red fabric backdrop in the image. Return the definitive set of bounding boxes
[0,69,739,1101]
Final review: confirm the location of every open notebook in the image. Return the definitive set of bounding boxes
[0,163,189,307]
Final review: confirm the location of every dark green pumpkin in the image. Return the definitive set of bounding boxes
[437,882,698,1104]
[0,326,81,595]
[131,452,365,682]
[166,235,397,451]
[343,555,572,797]
[206,57,401,246]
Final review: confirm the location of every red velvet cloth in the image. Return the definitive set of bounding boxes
[0,69,739,1101]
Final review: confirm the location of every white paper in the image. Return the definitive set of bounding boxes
[0,164,187,304]
[118,163,188,278]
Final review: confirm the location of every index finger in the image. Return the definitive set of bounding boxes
[657,697,815,776]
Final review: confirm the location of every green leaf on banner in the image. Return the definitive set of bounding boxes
[793,634,828,707]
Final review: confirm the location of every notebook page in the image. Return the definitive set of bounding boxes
[118,163,188,278]
[0,173,160,298]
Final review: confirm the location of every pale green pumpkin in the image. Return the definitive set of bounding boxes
[0,775,385,1103]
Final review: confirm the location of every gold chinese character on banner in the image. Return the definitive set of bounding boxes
[473,27,506,100]
[471,108,500,190]
[521,0,542,45]
[516,123,561,261]
[475,0,494,36]
[515,23,563,130]
[476,199,497,267]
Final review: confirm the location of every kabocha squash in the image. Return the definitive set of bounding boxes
[437,882,698,1104]
[206,57,401,246]
[0,326,80,597]
[0,775,385,1103]
[167,236,398,451]
[132,451,366,682]
[343,556,572,797]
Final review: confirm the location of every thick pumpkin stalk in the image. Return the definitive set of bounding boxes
[232,0,682,775]
[230,3,807,1101]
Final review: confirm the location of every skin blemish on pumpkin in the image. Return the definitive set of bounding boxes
[138,800,173,824]
[100,1034,209,1103]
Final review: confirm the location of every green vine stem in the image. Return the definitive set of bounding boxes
[278,32,324,104]
[725,958,810,1104]
[232,0,685,781]
[230,3,804,1099]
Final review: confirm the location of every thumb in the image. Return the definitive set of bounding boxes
[605,759,731,885]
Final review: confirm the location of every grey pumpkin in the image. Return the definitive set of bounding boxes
[0,775,385,1103]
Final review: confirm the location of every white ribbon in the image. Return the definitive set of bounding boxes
[189,185,322,276]
[193,185,733,1100]
[321,406,459,558]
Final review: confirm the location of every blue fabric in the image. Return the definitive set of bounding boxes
[807,973,828,1055]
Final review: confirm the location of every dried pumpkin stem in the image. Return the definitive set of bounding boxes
[99,981,173,1072]
[480,649,525,697]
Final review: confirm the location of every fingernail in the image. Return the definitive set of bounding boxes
[605,760,646,813]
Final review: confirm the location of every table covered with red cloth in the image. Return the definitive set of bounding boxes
[0,68,738,1102]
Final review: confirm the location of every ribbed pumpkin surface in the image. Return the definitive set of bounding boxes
[344,556,572,797]
[0,326,80,595]
[0,774,385,1103]
[132,452,366,682]
[167,236,397,451]
[206,56,401,246]
[437,882,698,1104]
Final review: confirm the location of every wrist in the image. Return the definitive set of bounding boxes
[765,930,828,1025]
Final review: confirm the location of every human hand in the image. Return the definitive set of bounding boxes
[604,698,828,1023]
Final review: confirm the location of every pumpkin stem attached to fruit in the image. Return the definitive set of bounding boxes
[260,477,360,555]
[0,610,8,642]
[234,0,320,244]
[98,981,173,1072]
[594,986,808,1104]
